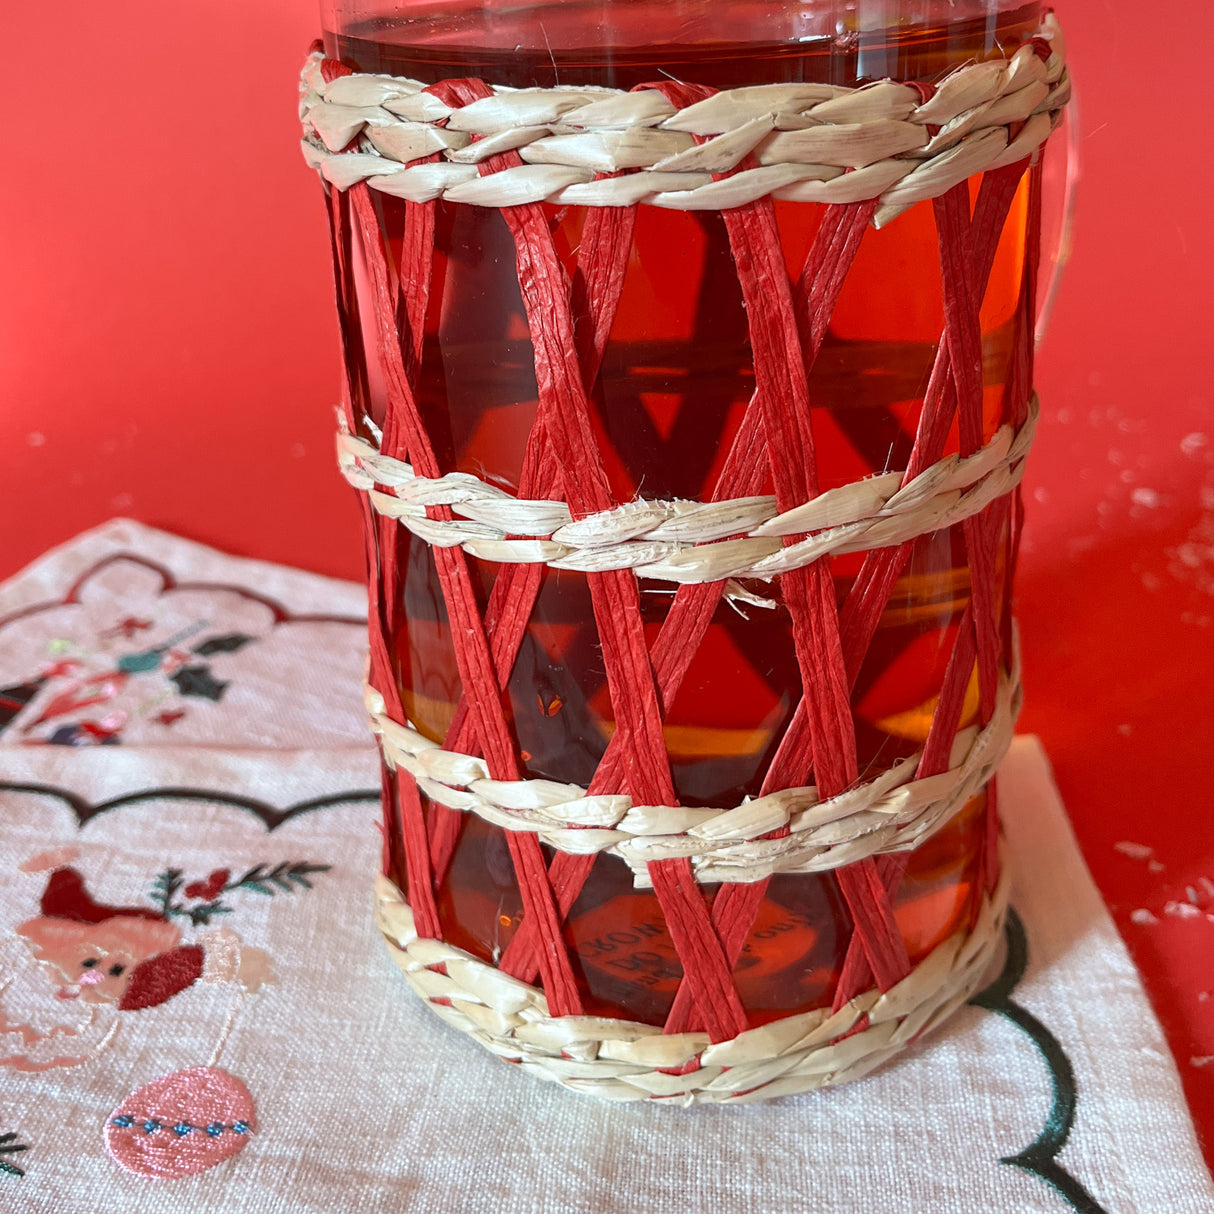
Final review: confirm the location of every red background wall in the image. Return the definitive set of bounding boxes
[3,0,1213,1163]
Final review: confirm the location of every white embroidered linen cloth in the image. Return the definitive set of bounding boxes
[0,520,1209,1213]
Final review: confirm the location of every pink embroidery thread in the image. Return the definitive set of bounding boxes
[105,1067,256,1179]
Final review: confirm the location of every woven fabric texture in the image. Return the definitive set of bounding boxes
[0,523,1210,1212]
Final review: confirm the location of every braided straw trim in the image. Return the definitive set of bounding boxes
[341,394,1037,584]
[300,15,1067,224]
[367,644,1020,886]
[374,856,1009,1103]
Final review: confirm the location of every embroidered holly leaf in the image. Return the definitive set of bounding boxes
[169,665,229,701]
[193,633,255,657]
[184,901,233,928]
[228,861,331,898]
[0,1131,29,1178]
[151,868,185,917]
[118,648,168,674]
[282,862,330,891]
[154,861,330,923]
[152,867,230,925]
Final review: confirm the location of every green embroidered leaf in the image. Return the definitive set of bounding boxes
[186,902,234,927]
[0,1131,29,1178]
[169,664,229,701]
[193,632,255,656]
[225,862,331,900]
[156,859,332,921]
[118,649,166,674]
[151,868,186,918]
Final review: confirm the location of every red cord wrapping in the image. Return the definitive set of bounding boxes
[828,162,1036,1008]
[324,64,1040,1042]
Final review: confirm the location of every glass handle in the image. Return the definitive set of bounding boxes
[1036,96,1080,347]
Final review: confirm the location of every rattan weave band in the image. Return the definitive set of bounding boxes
[375,856,1009,1103]
[340,395,1036,582]
[366,647,1020,885]
[300,14,1066,224]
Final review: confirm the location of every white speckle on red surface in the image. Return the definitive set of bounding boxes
[1191,1056,1214,1069]
[1167,473,1214,595]
[1131,909,1159,926]
[1131,487,1160,509]
[1114,841,1154,861]
[1180,432,1209,457]
[1164,901,1204,920]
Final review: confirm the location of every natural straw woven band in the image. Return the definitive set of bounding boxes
[375,857,1009,1103]
[300,14,1066,225]
[366,646,1020,885]
[340,395,1036,583]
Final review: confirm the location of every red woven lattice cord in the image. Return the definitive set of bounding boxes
[495,91,923,1036]
[321,64,587,1012]
[503,199,887,1031]
[372,77,680,1016]
[330,60,1039,1037]
[320,58,445,943]
[499,189,889,1030]
[828,161,1036,1008]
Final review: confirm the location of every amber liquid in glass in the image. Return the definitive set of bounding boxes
[327,4,1036,1026]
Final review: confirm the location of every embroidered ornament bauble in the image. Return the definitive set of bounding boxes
[105,1066,256,1179]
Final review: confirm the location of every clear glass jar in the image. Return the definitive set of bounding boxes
[316,0,1042,1030]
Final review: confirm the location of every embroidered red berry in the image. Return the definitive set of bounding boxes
[184,869,229,902]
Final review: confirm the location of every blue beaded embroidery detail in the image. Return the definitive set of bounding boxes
[110,1115,250,1138]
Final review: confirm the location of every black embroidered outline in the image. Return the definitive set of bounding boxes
[0,1131,29,1178]
[0,552,365,633]
[969,909,1110,1214]
[0,781,379,832]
